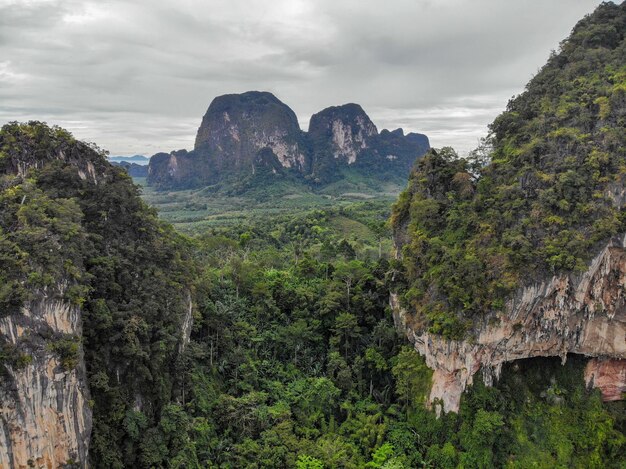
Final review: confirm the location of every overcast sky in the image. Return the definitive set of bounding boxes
[0,0,608,156]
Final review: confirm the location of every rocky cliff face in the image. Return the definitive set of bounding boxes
[0,124,106,185]
[308,104,378,165]
[390,2,626,414]
[0,123,105,467]
[147,92,429,189]
[147,150,198,188]
[307,105,431,174]
[0,295,92,468]
[0,121,196,467]
[585,358,626,402]
[195,91,307,173]
[392,233,626,413]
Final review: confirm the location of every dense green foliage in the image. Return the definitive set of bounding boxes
[0,121,195,466]
[391,2,626,338]
[0,122,89,314]
[2,115,625,467]
[136,171,400,240]
[94,210,623,468]
[2,4,626,467]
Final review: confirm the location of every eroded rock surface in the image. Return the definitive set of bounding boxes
[0,296,92,468]
[392,234,626,413]
[147,92,430,189]
[308,104,377,164]
[194,91,307,173]
[585,358,626,401]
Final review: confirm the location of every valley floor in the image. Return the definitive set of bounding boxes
[127,177,626,469]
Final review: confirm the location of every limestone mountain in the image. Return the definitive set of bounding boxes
[307,103,429,182]
[308,103,378,166]
[195,91,307,172]
[0,122,194,467]
[391,1,626,412]
[147,92,429,190]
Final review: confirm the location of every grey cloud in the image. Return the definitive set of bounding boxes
[0,0,607,155]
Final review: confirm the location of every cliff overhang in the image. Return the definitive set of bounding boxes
[391,234,626,413]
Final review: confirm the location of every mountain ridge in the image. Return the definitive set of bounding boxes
[391,0,626,413]
[109,155,149,165]
[147,92,429,190]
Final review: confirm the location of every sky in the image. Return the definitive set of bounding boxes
[0,0,609,156]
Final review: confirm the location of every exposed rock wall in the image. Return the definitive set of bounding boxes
[9,146,105,186]
[0,296,92,468]
[194,91,306,173]
[148,92,430,189]
[585,358,626,402]
[179,291,194,353]
[0,121,197,467]
[309,104,378,165]
[392,234,626,413]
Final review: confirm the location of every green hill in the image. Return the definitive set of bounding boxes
[392,1,626,338]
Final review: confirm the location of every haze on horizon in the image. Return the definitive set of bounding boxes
[0,0,608,157]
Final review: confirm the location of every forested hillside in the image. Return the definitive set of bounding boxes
[2,122,623,468]
[392,1,626,339]
[1,2,626,468]
[0,122,194,466]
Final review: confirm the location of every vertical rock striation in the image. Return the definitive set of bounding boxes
[308,103,378,165]
[392,234,626,413]
[194,91,307,173]
[585,358,626,402]
[147,92,430,189]
[0,296,92,468]
[0,123,107,467]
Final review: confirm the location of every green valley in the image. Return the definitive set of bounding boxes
[0,2,625,469]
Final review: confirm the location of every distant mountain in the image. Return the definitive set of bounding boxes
[307,103,429,182]
[109,154,149,165]
[110,160,148,177]
[147,91,429,190]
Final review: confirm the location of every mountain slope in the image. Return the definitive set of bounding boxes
[391,1,626,412]
[0,122,194,467]
[147,91,429,190]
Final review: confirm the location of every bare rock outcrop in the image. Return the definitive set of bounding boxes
[585,358,626,402]
[0,124,104,467]
[147,92,430,189]
[307,105,429,178]
[308,104,378,165]
[0,296,92,468]
[392,234,626,413]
